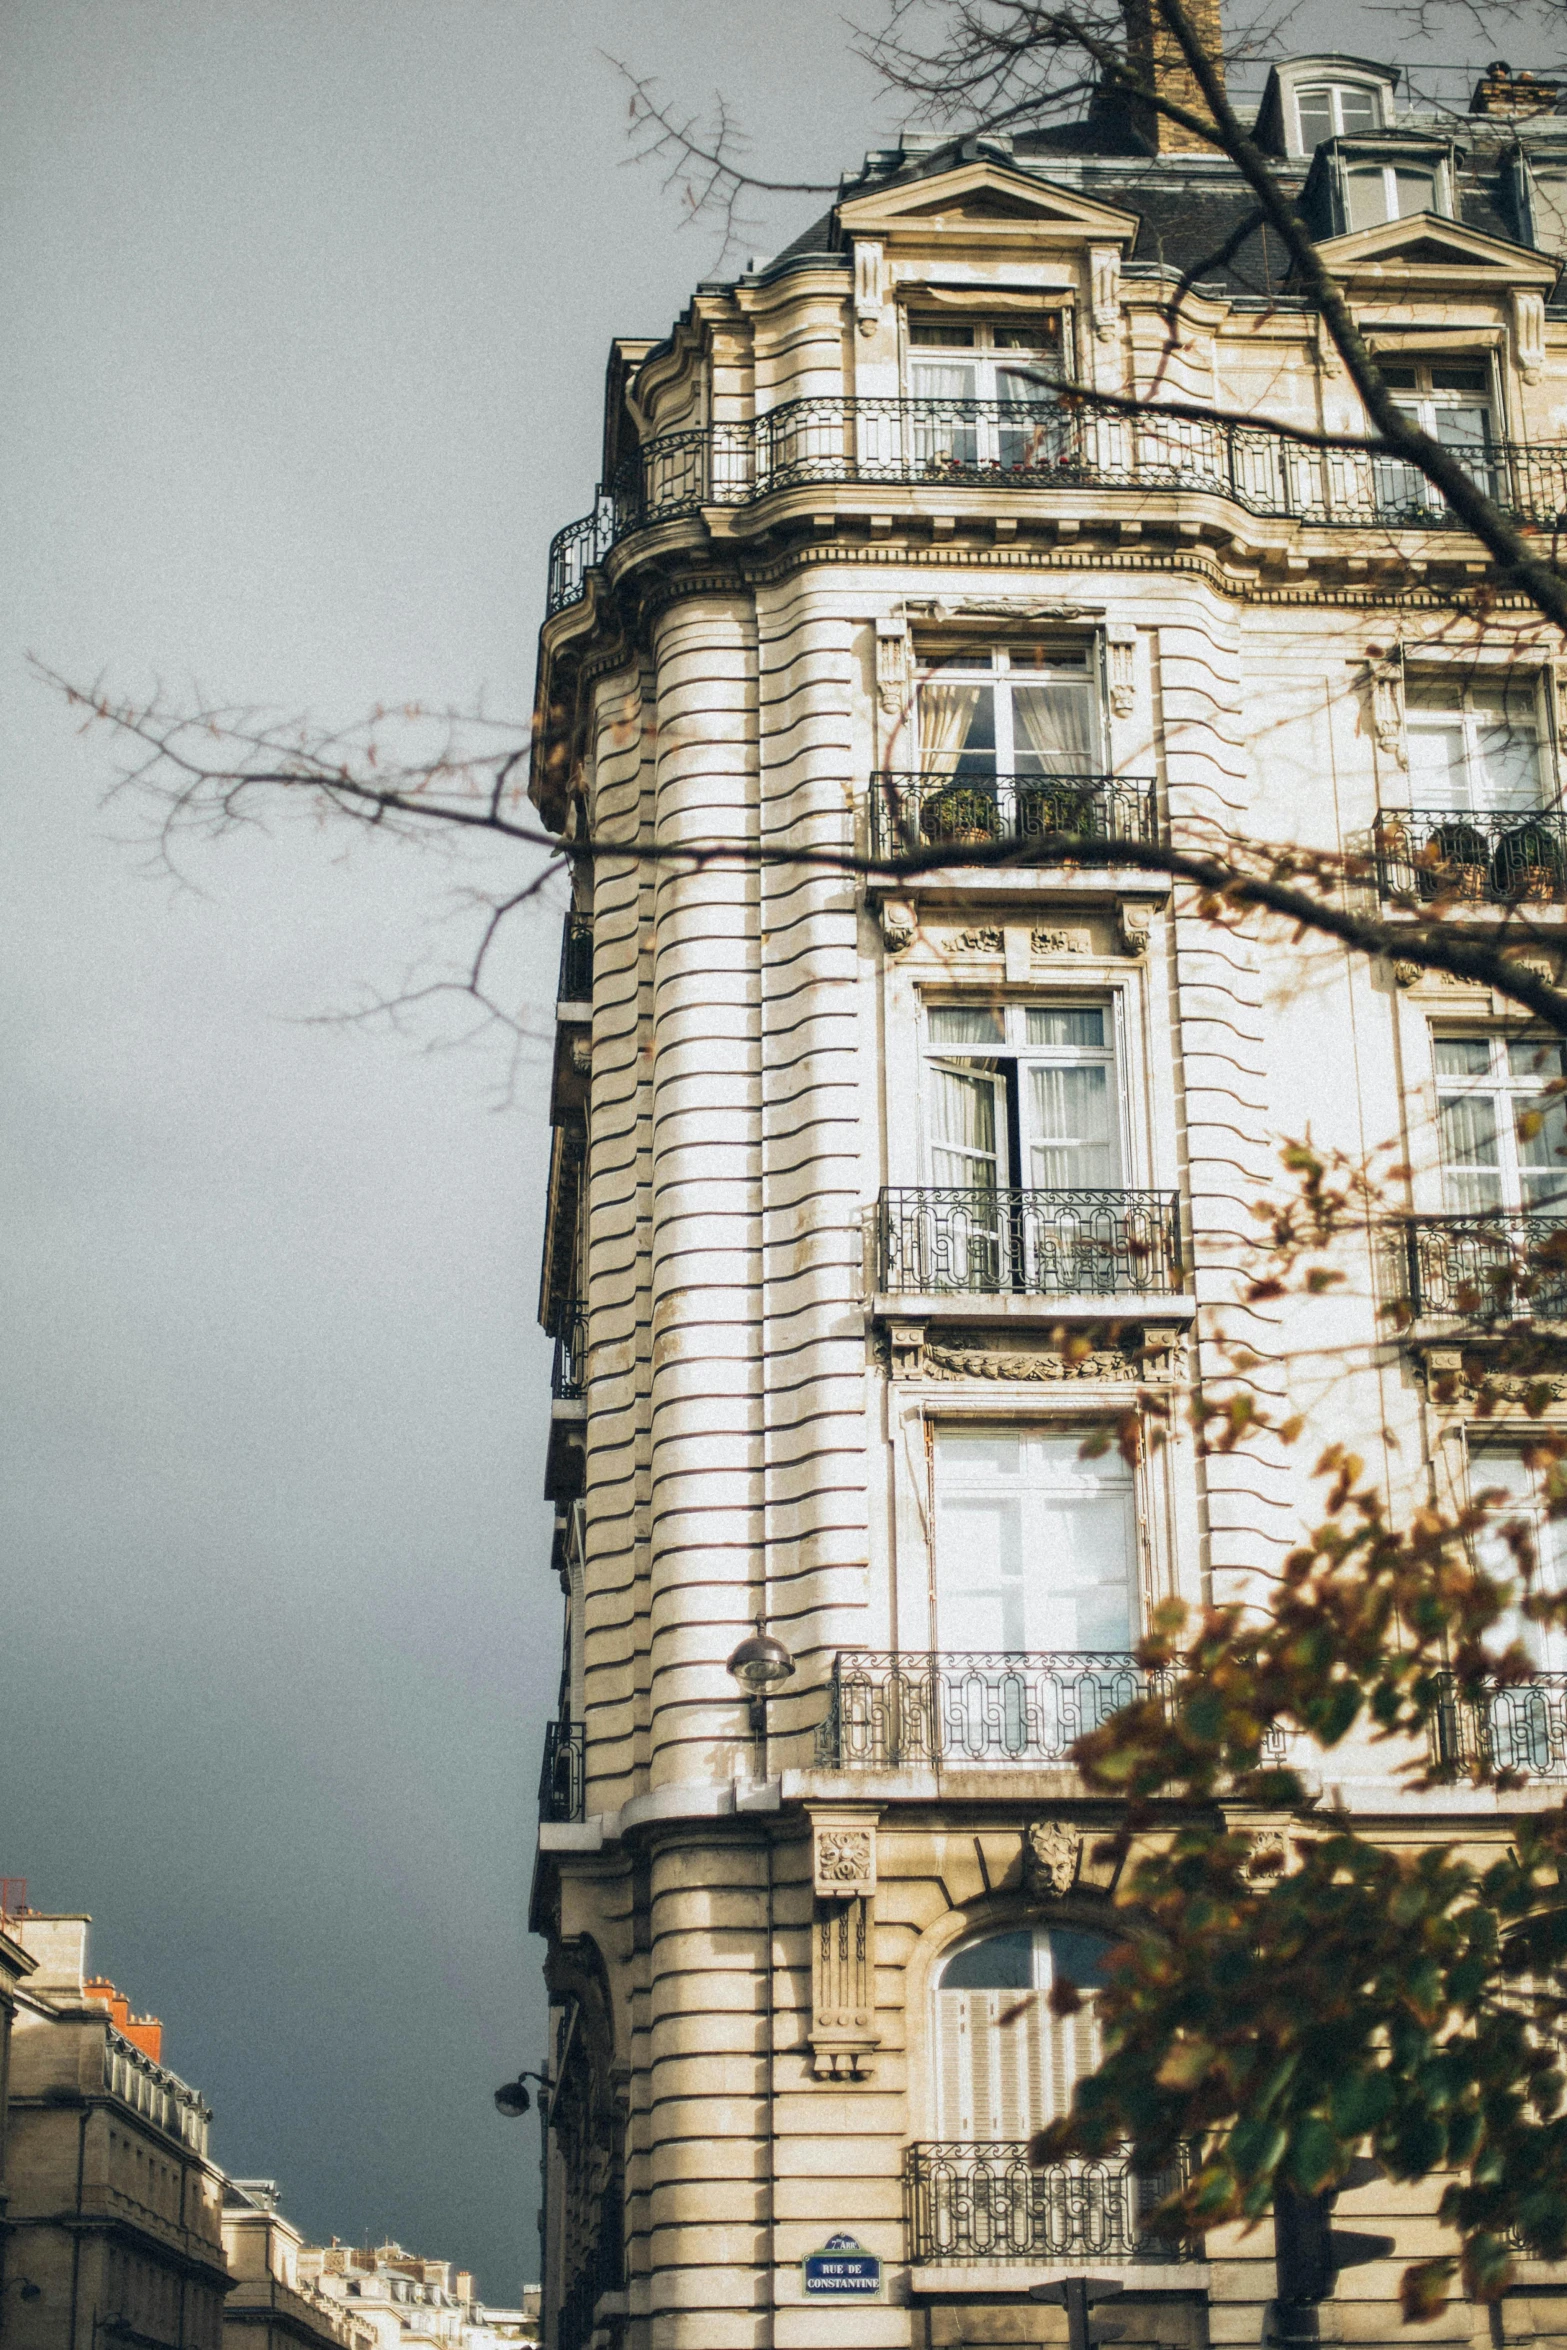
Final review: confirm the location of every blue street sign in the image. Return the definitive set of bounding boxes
[802,2234,882,2298]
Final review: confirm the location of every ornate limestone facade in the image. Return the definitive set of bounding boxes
[527,46,1567,2350]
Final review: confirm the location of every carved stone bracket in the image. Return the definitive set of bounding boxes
[1116,899,1155,958]
[1106,623,1137,719]
[881,898,917,955]
[875,609,910,720]
[855,240,886,339]
[1369,648,1407,768]
[1514,288,1546,384]
[809,1809,881,2079]
[569,1036,593,1077]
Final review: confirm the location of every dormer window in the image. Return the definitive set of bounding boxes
[1345,157,1439,227]
[1297,79,1383,145]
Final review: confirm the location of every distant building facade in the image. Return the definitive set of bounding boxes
[298,2249,535,2350]
[1,1913,229,2350]
[220,2185,373,2350]
[526,19,1567,2350]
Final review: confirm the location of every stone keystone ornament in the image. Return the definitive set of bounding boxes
[1025,1819,1081,1895]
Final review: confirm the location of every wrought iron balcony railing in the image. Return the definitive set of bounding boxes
[558,911,594,1002]
[1375,806,1567,905]
[539,1717,586,1823]
[878,1184,1182,1299]
[905,2143,1197,2266]
[816,1650,1160,1768]
[551,1300,587,1399]
[1394,1214,1567,1323]
[869,770,1160,862]
[1429,1675,1567,1781]
[545,392,1567,613]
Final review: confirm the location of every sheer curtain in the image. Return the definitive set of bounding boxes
[918,682,982,780]
[931,1064,1000,1189]
[1013,680,1096,776]
[1028,1064,1118,1188]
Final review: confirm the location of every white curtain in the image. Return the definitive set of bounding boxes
[1028,1064,1117,1188]
[931,1064,999,1190]
[1013,680,1096,776]
[919,682,982,781]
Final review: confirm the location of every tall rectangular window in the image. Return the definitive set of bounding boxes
[925,1001,1122,1192]
[932,1424,1137,1654]
[917,645,1101,783]
[907,313,1063,472]
[1470,1446,1567,1671]
[1434,1033,1567,1212]
[1374,365,1497,512]
[1406,676,1543,812]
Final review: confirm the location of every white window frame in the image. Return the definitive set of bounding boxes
[1341,154,1443,228]
[929,1919,1117,2141]
[914,642,1106,777]
[1402,670,1552,811]
[927,1417,1143,1657]
[904,310,1065,404]
[1431,1029,1567,1214]
[919,995,1131,1193]
[1463,1437,1567,1675]
[1295,77,1385,147]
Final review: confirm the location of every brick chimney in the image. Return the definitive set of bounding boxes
[84,1977,164,2063]
[1121,0,1227,152]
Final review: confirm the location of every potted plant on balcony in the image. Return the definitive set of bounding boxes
[1495,815,1567,903]
[1017,775,1098,861]
[1418,816,1490,905]
[921,781,1000,848]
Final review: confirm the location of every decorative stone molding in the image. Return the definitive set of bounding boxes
[946,925,1004,954]
[1116,899,1155,958]
[1241,1827,1292,1881]
[1024,1820,1081,1896]
[878,1324,1186,1384]
[809,1809,880,2079]
[1368,648,1407,767]
[1032,926,1091,958]
[854,240,886,338]
[1418,1343,1567,1408]
[1106,623,1138,718]
[875,609,910,719]
[1090,245,1122,345]
[905,597,1105,625]
[814,1816,877,1898]
[1514,288,1546,384]
[881,899,917,955]
[569,1036,593,1076]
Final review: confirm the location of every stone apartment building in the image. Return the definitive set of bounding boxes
[0,1914,230,2350]
[220,2185,375,2350]
[526,25,1567,2350]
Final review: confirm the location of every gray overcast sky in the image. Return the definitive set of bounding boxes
[0,0,889,2299]
[0,0,1502,2303]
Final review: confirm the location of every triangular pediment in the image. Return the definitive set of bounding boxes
[1315,210,1558,286]
[839,159,1140,251]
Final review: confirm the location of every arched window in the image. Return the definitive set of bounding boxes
[932,1922,1114,2140]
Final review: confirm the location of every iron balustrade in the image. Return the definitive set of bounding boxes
[878,1184,1182,1299]
[551,1301,587,1399]
[1429,1675,1567,1781]
[816,1650,1160,1768]
[539,1718,586,1822]
[1395,1214,1567,1323]
[1375,806,1567,905]
[905,2143,1196,2266]
[870,770,1160,862]
[545,392,1567,613]
[558,912,594,1002]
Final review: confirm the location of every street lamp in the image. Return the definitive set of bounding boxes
[492,2069,551,2119]
[726,1616,796,1738]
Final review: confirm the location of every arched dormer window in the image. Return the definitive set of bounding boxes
[932,1921,1115,2139]
[1256,56,1398,161]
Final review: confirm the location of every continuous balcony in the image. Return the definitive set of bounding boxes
[550,1300,587,1398]
[869,770,1160,863]
[545,394,1567,614]
[878,1185,1182,1301]
[1394,1213,1567,1324]
[816,1650,1160,1769]
[1429,1676,1567,1781]
[558,910,594,1003]
[1375,807,1567,906]
[539,1717,586,1823]
[905,2142,1197,2266]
